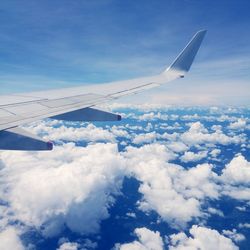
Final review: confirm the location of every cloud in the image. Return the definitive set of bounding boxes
[126,212,136,218]
[222,229,245,243]
[181,122,245,146]
[1,109,250,247]
[180,150,208,163]
[110,125,130,138]
[168,225,239,250]
[228,118,247,130]
[132,132,157,145]
[138,112,168,121]
[210,148,221,158]
[165,141,188,153]
[124,144,219,228]
[221,154,250,185]
[115,227,164,250]
[238,223,250,229]
[124,145,250,228]
[27,121,116,143]
[57,242,80,250]
[0,227,25,250]
[0,143,125,237]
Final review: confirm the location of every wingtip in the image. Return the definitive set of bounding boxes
[166,29,207,73]
[197,29,207,33]
[196,30,207,38]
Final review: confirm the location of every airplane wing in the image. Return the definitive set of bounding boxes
[0,30,206,150]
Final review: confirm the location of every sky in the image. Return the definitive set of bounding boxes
[0,0,249,104]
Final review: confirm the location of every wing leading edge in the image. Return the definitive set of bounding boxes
[0,30,206,150]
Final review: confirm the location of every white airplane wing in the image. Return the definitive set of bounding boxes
[0,30,206,150]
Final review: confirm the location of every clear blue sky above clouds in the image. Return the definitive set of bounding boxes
[0,0,249,105]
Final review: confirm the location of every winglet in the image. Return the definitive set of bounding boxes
[165,30,207,75]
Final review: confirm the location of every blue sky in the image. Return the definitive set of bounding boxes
[0,0,250,105]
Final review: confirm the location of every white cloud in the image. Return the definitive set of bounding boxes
[222,229,245,243]
[0,143,125,237]
[132,132,158,145]
[181,122,245,146]
[1,112,250,247]
[168,225,239,250]
[215,154,250,201]
[110,125,130,138]
[180,151,208,163]
[57,242,80,250]
[116,227,164,250]
[126,212,136,218]
[210,148,221,158]
[124,144,219,228]
[236,206,247,212]
[124,145,250,227]
[138,112,168,121]
[166,141,188,153]
[207,207,224,217]
[238,223,250,229]
[103,103,171,112]
[27,122,116,143]
[221,186,250,200]
[228,118,247,130]
[221,154,250,185]
[0,227,25,250]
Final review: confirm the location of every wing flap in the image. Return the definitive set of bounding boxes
[51,107,121,122]
[0,127,53,151]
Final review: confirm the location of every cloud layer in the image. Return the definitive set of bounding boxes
[0,106,249,249]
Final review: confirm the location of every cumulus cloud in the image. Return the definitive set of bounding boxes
[115,227,164,250]
[1,124,249,244]
[124,145,250,228]
[221,154,250,185]
[181,122,245,146]
[124,144,219,228]
[165,141,188,153]
[57,241,80,250]
[132,132,157,144]
[207,207,224,217]
[168,225,239,250]
[180,151,208,162]
[27,121,116,143]
[1,107,250,248]
[110,125,130,138]
[238,223,250,229]
[220,154,250,200]
[138,112,168,121]
[0,227,25,250]
[222,229,245,243]
[126,212,136,218]
[210,148,221,158]
[0,143,125,237]
[213,154,250,200]
[228,118,247,130]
